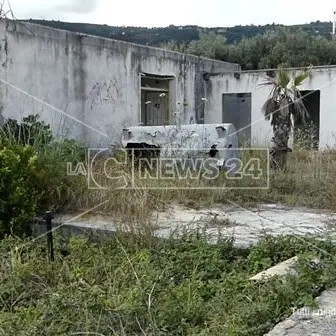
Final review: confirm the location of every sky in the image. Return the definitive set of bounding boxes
[5,0,336,28]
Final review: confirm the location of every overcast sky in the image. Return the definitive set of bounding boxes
[6,0,336,27]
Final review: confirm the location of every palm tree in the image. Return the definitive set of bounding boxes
[261,66,312,171]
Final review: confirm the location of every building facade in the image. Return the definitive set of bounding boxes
[0,20,239,147]
[206,67,336,149]
[0,20,335,150]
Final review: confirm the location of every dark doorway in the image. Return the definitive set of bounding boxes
[294,90,320,150]
[222,93,252,145]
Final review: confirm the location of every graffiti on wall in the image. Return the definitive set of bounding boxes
[86,80,122,109]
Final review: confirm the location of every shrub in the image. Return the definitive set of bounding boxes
[0,115,87,236]
[34,139,86,212]
[0,140,39,237]
[1,234,336,336]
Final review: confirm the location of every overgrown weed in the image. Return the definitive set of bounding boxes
[1,233,336,335]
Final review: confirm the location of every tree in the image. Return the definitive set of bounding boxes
[185,32,228,59]
[261,66,312,171]
[161,31,229,60]
[160,40,190,53]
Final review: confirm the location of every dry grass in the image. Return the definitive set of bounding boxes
[63,147,336,225]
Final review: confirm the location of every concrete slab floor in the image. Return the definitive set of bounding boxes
[53,203,336,248]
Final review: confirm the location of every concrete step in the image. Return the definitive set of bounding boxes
[250,256,320,282]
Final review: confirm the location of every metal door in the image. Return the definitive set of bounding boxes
[222,93,251,145]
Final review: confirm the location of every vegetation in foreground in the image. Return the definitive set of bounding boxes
[1,117,336,335]
[1,233,336,336]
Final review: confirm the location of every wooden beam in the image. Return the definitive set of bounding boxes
[141,87,169,92]
[140,74,174,80]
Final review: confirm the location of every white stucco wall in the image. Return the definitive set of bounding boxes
[0,20,240,147]
[206,67,336,149]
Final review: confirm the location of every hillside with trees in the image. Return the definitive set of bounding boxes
[25,19,336,70]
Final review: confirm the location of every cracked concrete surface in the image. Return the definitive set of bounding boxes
[151,203,336,247]
[54,203,336,248]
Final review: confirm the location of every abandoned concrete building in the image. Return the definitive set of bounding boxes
[0,20,335,149]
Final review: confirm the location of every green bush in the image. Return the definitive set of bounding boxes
[34,139,86,212]
[0,115,87,236]
[0,141,39,237]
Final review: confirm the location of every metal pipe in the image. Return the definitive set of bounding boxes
[43,211,55,262]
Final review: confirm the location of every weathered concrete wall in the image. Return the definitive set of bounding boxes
[207,67,336,149]
[0,20,240,147]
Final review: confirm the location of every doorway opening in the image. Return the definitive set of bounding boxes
[294,90,320,150]
[222,92,252,145]
[140,74,174,126]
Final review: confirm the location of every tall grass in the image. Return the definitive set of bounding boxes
[76,146,336,224]
[2,114,336,227]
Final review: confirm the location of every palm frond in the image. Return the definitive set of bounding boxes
[262,98,278,121]
[278,97,291,119]
[285,86,296,101]
[261,66,311,127]
[258,77,277,88]
[294,65,312,86]
[277,69,290,88]
[292,92,309,123]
